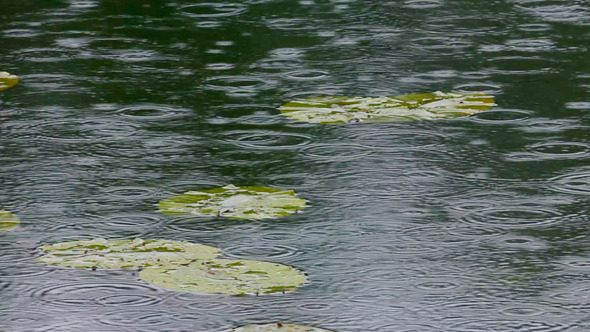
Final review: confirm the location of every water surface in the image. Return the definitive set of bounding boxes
[1,0,590,331]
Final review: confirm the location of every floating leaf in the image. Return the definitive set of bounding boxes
[232,323,335,332]
[0,210,20,232]
[0,72,19,91]
[279,91,496,124]
[36,238,221,269]
[159,184,308,220]
[140,259,307,295]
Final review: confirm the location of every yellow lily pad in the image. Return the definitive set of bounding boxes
[159,184,308,220]
[233,323,335,331]
[279,91,496,124]
[0,72,19,91]
[36,238,222,269]
[0,210,20,232]
[139,259,307,295]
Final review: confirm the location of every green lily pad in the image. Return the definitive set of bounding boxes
[0,72,19,91]
[0,210,20,232]
[36,238,222,269]
[139,258,307,295]
[159,184,308,220]
[279,91,496,124]
[233,323,335,332]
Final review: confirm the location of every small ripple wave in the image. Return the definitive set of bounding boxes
[116,105,190,121]
[96,309,174,327]
[550,168,590,195]
[32,281,163,310]
[224,244,301,260]
[471,109,531,124]
[352,128,447,152]
[221,130,313,150]
[459,205,563,229]
[506,142,589,162]
[180,2,247,18]
[204,75,277,97]
[301,142,370,161]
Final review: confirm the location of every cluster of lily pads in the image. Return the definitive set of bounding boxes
[34,184,310,296]
[37,237,307,296]
[279,91,495,124]
[2,70,497,330]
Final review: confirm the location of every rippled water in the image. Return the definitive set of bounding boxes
[1,0,590,331]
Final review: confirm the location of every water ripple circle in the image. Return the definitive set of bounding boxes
[185,299,233,314]
[550,285,590,303]
[403,0,442,9]
[411,36,472,52]
[459,205,562,228]
[224,244,300,260]
[453,83,502,94]
[369,323,439,332]
[0,241,36,263]
[204,75,275,97]
[301,143,370,161]
[561,257,590,270]
[0,263,56,279]
[530,142,589,157]
[96,294,162,307]
[180,3,247,18]
[496,235,547,251]
[116,105,188,121]
[1,309,51,329]
[102,186,157,200]
[508,142,590,161]
[222,130,312,150]
[550,169,590,195]
[96,309,174,327]
[414,279,462,292]
[266,18,316,31]
[296,300,333,312]
[101,213,164,231]
[500,305,544,317]
[472,109,531,123]
[259,230,305,243]
[449,319,570,332]
[282,69,330,81]
[9,118,139,143]
[355,130,446,151]
[33,282,162,309]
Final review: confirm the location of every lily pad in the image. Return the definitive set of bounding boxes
[233,323,335,332]
[139,258,307,295]
[36,238,222,269]
[0,210,20,232]
[159,184,308,220]
[0,72,19,91]
[279,91,496,124]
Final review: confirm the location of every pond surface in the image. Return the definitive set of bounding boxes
[1,0,590,331]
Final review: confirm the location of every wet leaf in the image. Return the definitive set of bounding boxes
[36,238,222,269]
[232,323,335,332]
[139,259,307,295]
[159,184,308,220]
[0,210,20,232]
[0,72,19,91]
[279,91,496,124]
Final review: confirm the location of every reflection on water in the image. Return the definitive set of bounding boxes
[1,0,590,331]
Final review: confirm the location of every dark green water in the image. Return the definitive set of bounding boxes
[1,0,590,331]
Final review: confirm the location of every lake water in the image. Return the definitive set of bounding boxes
[1,0,590,331]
